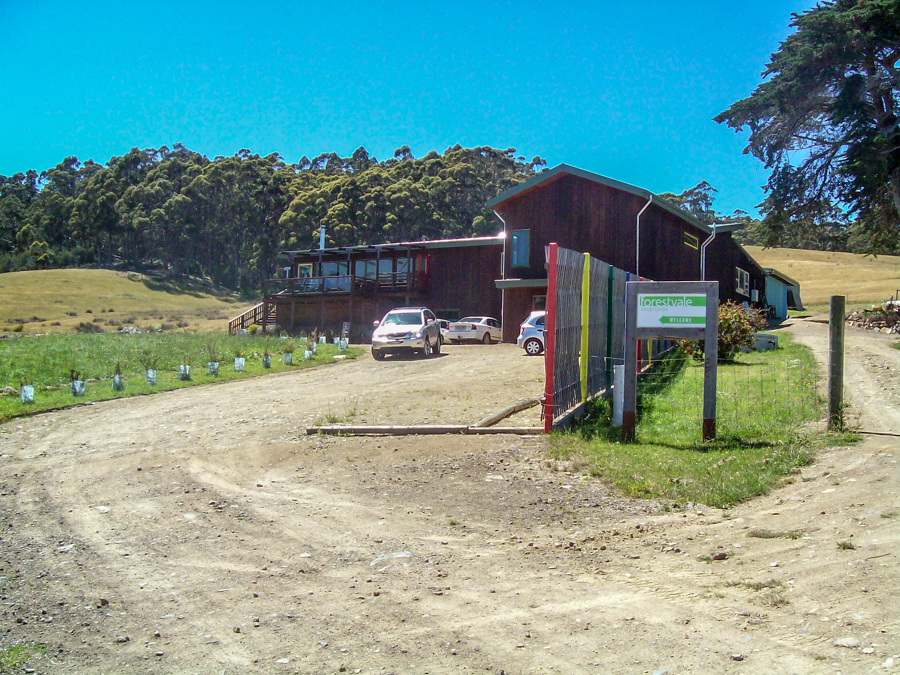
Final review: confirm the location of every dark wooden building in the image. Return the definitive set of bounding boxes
[233,163,767,342]
[230,236,503,340]
[487,165,767,341]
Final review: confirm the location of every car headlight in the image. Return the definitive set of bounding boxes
[412,330,422,339]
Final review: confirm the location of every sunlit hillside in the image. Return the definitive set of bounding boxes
[745,246,900,310]
[0,269,251,334]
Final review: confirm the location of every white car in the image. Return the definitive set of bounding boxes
[516,311,546,355]
[447,316,502,344]
[437,319,451,342]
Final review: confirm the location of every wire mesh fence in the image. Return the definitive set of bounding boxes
[632,345,821,445]
[551,247,587,418]
[548,245,630,427]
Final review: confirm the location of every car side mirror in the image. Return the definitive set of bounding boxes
[373,320,380,328]
[426,319,434,325]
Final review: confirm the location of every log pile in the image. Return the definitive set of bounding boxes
[846,304,899,334]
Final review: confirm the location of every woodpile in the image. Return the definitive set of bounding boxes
[846,304,899,334]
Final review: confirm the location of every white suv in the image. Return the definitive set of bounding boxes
[371,307,442,360]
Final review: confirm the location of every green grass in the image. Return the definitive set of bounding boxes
[552,335,848,509]
[0,332,360,421]
[837,540,856,550]
[0,643,46,673]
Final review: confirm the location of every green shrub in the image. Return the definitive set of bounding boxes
[248,323,260,335]
[681,301,767,362]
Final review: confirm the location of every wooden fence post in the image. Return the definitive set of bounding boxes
[828,295,846,430]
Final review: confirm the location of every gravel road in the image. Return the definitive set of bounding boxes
[0,331,897,674]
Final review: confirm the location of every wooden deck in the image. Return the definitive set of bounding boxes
[229,273,430,335]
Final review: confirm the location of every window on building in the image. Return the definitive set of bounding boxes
[355,259,377,279]
[510,230,530,267]
[533,295,546,311]
[683,232,699,249]
[320,261,349,277]
[735,267,750,296]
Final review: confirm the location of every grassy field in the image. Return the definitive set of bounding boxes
[0,269,253,334]
[551,336,851,509]
[0,332,359,421]
[746,246,900,313]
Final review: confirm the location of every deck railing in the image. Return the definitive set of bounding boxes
[228,301,275,334]
[263,272,427,297]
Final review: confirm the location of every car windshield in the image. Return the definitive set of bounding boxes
[459,317,482,323]
[382,312,422,326]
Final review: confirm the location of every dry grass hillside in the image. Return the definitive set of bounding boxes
[0,269,252,334]
[745,245,900,311]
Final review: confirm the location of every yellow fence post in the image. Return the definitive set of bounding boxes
[581,252,591,402]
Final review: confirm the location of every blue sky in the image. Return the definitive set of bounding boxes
[1,1,815,215]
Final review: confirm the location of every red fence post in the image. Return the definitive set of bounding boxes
[544,243,559,434]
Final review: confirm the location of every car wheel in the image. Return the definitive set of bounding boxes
[422,339,432,358]
[433,335,441,355]
[372,349,385,361]
[481,332,491,344]
[523,338,543,355]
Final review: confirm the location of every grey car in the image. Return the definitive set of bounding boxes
[371,307,442,360]
[516,310,546,355]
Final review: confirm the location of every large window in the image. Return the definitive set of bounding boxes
[735,267,750,296]
[320,261,349,277]
[510,229,530,267]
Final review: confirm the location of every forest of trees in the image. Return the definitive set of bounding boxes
[0,145,546,295]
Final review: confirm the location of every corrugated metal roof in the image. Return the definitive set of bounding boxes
[764,268,800,287]
[282,234,503,257]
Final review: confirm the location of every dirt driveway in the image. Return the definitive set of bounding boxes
[0,332,897,674]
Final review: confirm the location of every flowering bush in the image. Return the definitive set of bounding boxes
[681,301,767,362]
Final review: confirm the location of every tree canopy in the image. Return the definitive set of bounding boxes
[0,145,545,294]
[715,0,900,254]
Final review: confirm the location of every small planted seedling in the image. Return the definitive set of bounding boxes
[262,338,272,369]
[283,340,295,365]
[112,359,126,391]
[19,374,34,404]
[139,349,160,385]
[70,367,85,397]
[206,340,221,376]
[233,346,246,372]
[837,540,856,550]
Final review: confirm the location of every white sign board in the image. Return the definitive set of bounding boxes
[636,293,707,328]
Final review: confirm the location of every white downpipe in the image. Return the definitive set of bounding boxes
[493,210,508,341]
[635,196,652,278]
[319,227,326,250]
[492,210,507,279]
[699,224,717,281]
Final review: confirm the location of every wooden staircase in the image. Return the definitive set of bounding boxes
[228,301,276,334]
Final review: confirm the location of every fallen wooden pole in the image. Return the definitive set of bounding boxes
[466,426,543,435]
[471,398,541,428]
[308,425,467,436]
[306,425,543,436]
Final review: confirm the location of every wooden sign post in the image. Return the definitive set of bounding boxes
[622,281,719,442]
